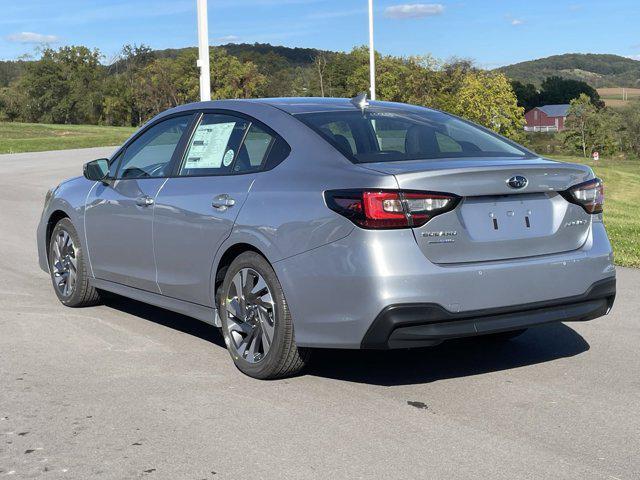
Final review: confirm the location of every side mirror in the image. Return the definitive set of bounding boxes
[83,158,110,183]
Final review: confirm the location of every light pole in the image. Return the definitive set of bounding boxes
[368,0,376,100]
[197,0,211,101]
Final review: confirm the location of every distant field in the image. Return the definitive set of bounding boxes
[549,154,640,268]
[597,87,640,108]
[0,122,136,154]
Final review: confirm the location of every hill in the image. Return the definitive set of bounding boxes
[496,53,640,88]
[152,43,326,66]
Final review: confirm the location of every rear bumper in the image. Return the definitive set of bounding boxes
[362,277,616,349]
[275,222,615,349]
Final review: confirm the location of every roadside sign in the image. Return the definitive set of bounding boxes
[592,151,600,161]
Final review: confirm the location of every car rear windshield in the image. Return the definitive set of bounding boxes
[296,107,532,163]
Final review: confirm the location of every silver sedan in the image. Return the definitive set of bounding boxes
[37,97,616,379]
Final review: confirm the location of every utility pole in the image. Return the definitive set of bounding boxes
[368,0,376,100]
[197,0,211,101]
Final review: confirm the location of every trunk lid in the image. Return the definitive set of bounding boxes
[362,157,594,264]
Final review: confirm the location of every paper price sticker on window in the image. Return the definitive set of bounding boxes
[184,122,235,169]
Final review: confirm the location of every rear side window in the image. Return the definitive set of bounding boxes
[264,137,291,170]
[297,108,530,163]
[232,124,272,174]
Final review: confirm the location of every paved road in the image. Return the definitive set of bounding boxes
[1,147,638,479]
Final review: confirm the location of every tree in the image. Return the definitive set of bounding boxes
[618,101,640,156]
[103,44,156,126]
[540,76,604,108]
[313,53,327,97]
[510,80,542,111]
[562,94,617,157]
[209,48,266,100]
[15,46,105,124]
[444,71,525,140]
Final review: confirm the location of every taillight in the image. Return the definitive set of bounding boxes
[561,178,604,214]
[324,189,459,229]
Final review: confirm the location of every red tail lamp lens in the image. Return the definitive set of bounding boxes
[561,178,604,214]
[325,190,459,229]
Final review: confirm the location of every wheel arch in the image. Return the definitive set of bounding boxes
[45,210,71,261]
[213,242,267,305]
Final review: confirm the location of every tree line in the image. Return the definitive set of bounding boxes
[511,76,604,111]
[1,43,638,158]
[0,44,525,140]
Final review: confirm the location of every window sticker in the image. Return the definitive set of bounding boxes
[222,149,235,167]
[184,122,235,169]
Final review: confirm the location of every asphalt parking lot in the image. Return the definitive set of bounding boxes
[1,147,639,479]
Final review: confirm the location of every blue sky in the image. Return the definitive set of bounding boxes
[1,0,639,67]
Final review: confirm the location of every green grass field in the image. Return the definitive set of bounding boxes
[549,155,640,268]
[0,122,136,154]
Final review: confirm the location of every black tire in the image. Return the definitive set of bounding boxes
[219,251,310,379]
[48,218,101,307]
[481,328,528,342]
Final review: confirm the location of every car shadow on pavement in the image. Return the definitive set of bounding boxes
[101,293,589,387]
[306,323,590,386]
[102,294,227,349]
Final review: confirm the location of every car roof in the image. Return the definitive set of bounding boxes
[252,97,373,114]
[170,97,433,116]
[254,97,439,115]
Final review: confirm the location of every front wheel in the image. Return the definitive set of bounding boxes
[48,218,101,307]
[219,252,310,379]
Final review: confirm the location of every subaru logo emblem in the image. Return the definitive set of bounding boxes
[507,175,528,190]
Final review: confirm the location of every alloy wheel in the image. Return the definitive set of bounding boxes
[52,230,77,297]
[224,268,276,364]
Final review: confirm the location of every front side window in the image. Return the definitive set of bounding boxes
[117,115,191,179]
[297,108,530,163]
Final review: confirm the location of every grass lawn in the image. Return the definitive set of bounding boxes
[597,87,640,109]
[0,122,136,154]
[549,154,640,268]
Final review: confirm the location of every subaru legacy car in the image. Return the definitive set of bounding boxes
[37,97,616,379]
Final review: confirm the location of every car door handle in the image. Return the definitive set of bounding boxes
[135,195,155,207]
[212,194,236,211]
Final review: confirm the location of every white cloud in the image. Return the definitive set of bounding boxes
[511,18,525,26]
[6,31,60,44]
[626,55,640,61]
[384,3,444,19]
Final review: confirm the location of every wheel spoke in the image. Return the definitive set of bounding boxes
[258,307,274,346]
[247,328,261,361]
[226,297,242,320]
[61,231,70,253]
[53,235,62,261]
[243,268,258,298]
[231,272,247,317]
[250,276,268,297]
[227,317,251,336]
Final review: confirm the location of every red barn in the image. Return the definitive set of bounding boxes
[524,104,570,132]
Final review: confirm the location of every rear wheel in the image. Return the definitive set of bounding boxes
[48,218,101,307]
[219,252,309,379]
